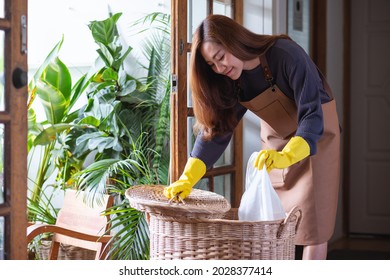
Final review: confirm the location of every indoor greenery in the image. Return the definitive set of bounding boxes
[27,12,171,260]
[27,35,90,224]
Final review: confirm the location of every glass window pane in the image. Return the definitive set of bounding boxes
[0,124,3,204]
[187,52,192,108]
[288,0,311,54]
[213,0,232,17]
[188,116,233,167]
[194,177,210,191]
[0,0,4,18]
[195,175,232,204]
[188,0,207,42]
[214,138,233,167]
[187,116,196,155]
[214,174,232,203]
[0,216,4,260]
[0,31,4,111]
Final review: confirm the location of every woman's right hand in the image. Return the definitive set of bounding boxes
[163,157,206,200]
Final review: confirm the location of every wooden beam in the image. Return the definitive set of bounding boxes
[170,0,188,182]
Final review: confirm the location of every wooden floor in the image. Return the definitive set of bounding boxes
[325,235,390,260]
[294,235,390,259]
[328,235,390,252]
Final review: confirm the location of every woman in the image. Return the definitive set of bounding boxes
[164,14,341,260]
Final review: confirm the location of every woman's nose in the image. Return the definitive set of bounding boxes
[215,62,225,74]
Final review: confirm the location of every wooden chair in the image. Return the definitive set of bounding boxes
[27,189,114,260]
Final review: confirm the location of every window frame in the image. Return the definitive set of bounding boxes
[170,0,243,206]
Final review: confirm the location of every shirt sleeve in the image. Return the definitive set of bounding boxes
[279,41,325,155]
[191,103,247,170]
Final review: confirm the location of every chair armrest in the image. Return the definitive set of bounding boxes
[27,223,113,244]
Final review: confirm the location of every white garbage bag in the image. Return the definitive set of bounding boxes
[238,152,286,221]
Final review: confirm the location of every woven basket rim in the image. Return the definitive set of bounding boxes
[157,206,301,224]
[125,185,231,217]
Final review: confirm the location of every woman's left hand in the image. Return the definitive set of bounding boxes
[254,136,310,172]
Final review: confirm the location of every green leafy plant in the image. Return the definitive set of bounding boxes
[72,12,171,260]
[27,12,171,260]
[27,35,91,222]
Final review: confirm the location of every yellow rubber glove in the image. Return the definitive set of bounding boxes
[254,136,310,172]
[163,157,206,200]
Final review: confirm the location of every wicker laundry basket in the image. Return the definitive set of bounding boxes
[126,185,301,260]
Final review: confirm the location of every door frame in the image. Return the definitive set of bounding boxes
[342,0,350,236]
[0,0,28,260]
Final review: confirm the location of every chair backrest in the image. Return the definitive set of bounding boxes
[50,190,114,259]
[56,190,112,236]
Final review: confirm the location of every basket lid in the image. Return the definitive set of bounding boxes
[125,185,231,219]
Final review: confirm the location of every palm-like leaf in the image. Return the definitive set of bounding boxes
[76,158,144,197]
[104,201,149,260]
[74,135,156,260]
[27,188,58,225]
[137,13,171,184]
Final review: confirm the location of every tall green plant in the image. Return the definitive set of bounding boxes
[72,12,171,260]
[27,36,91,221]
[134,12,171,183]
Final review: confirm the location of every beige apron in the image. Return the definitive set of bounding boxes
[240,55,341,245]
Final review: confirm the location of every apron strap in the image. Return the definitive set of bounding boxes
[260,53,334,100]
[260,54,275,90]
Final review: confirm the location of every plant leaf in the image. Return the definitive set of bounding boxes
[43,57,72,102]
[89,13,122,46]
[77,116,100,127]
[68,74,90,112]
[35,80,69,124]
[28,35,64,103]
[102,68,118,81]
[33,123,73,146]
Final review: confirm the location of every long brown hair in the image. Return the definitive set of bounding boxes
[190,14,290,140]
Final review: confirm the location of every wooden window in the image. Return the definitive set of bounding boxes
[170,0,243,207]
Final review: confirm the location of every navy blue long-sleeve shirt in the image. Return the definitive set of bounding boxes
[191,39,332,170]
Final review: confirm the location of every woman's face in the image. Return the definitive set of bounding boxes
[200,41,243,80]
